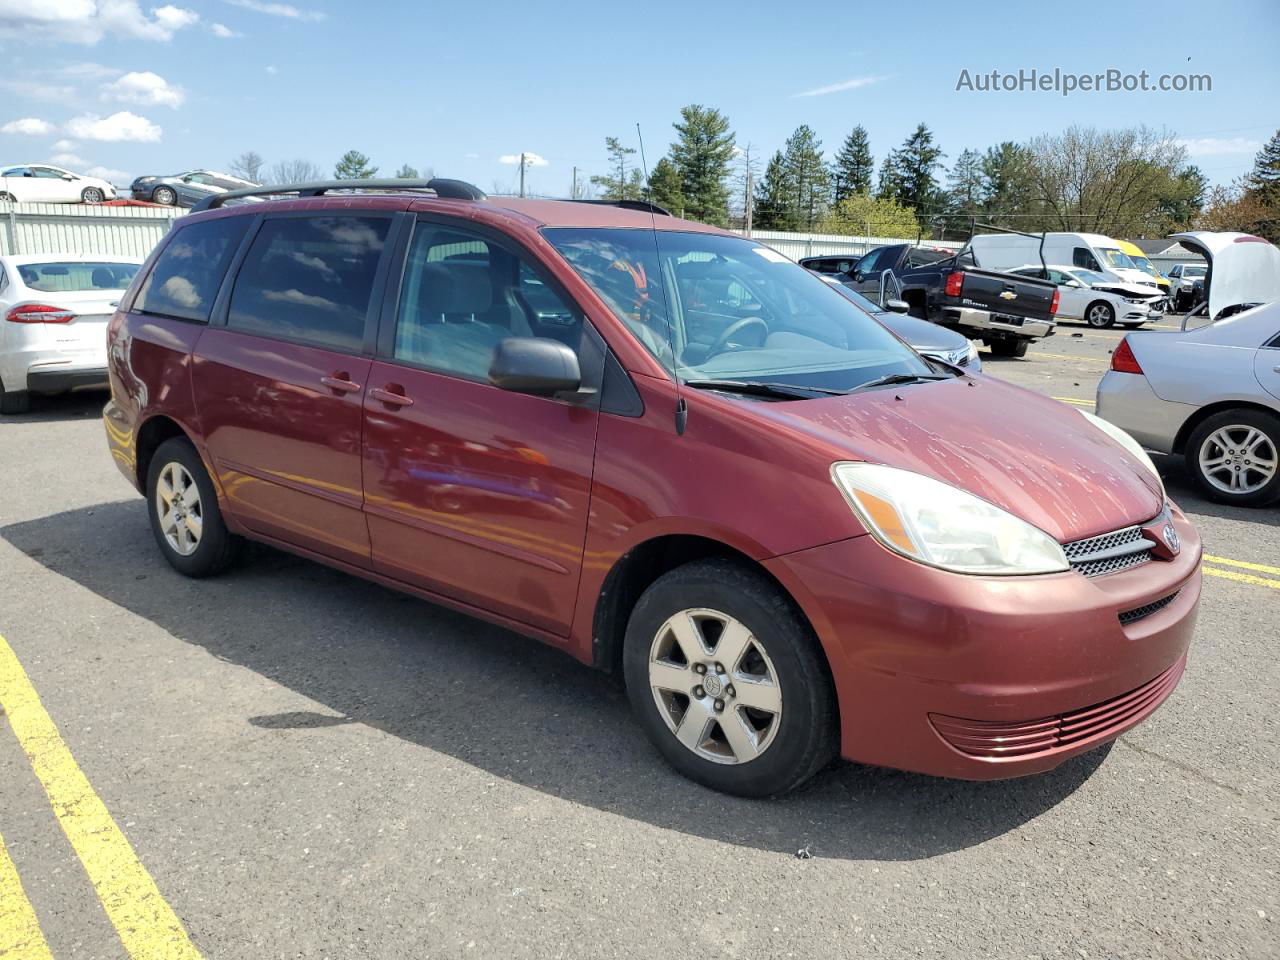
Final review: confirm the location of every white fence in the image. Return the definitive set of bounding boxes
[741,229,961,261]
[0,202,180,259]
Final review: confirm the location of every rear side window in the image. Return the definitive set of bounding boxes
[135,217,249,322]
[228,216,390,351]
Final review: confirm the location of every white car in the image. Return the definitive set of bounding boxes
[0,164,118,204]
[0,254,141,413]
[1010,264,1165,328]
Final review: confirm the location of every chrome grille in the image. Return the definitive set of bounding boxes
[1063,524,1155,577]
[1118,590,1181,627]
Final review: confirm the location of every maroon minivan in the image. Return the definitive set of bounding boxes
[103,179,1201,796]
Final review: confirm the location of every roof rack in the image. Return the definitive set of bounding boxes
[192,177,486,212]
[564,198,673,217]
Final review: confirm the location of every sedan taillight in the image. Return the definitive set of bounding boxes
[5,304,75,323]
[1110,337,1143,374]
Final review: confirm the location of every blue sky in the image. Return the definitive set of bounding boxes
[1,0,1277,193]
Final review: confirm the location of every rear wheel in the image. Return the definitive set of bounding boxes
[146,437,240,576]
[80,186,105,204]
[989,338,1029,358]
[152,185,177,205]
[0,377,29,415]
[1186,410,1280,507]
[622,559,837,797]
[1086,301,1116,328]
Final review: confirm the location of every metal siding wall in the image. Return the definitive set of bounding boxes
[738,230,961,261]
[0,202,179,258]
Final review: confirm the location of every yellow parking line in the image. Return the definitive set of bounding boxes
[1204,554,1280,577]
[1053,396,1094,407]
[1035,352,1110,365]
[0,635,203,960]
[1203,566,1280,590]
[0,833,54,960]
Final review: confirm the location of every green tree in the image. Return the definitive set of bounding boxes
[880,123,944,225]
[780,125,830,229]
[979,141,1036,225]
[832,125,873,204]
[944,148,985,223]
[334,150,377,179]
[394,164,419,179]
[1245,129,1280,208]
[1159,165,1208,229]
[820,191,919,238]
[669,104,736,226]
[646,156,684,216]
[752,151,791,230]
[590,136,644,201]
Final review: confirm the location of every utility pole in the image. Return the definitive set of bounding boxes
[744,166,753,237]
[519,152,527,198]
[572,166,578,199]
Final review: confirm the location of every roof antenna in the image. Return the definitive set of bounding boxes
[635,122,686,436]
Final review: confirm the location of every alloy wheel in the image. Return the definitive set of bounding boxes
[82,187,104,204]
[1087,303,1113,327]
[647,608,782,765]
[155,461,203,556]
[1198,425,1278,495]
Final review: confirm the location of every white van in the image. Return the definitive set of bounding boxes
[969,232,1159,291]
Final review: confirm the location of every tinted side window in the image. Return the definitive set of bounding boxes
[134,217,249,322]
[393,223,586,381]
[228,216,390,351]
[854,248,883,275]
[1073,247,1102,271]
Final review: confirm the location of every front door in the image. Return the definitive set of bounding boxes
[361,219,602,634]
[193,212,395,567]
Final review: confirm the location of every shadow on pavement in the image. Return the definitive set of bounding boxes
[2,499,1110,862]
[0,390,109,425]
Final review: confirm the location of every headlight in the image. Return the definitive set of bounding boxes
[1077,409,1165,497]
[830,463,1069,575]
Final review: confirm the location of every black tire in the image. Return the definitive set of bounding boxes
[1185,409,1280,507]
[622,559,838,797]
[990,338,1029,358]
[145,437,240,576]
[0,383,29,414]
[1085,300,1116,328]
[81,187,105,204]
[152,186,177,205]
[0,191,14,202]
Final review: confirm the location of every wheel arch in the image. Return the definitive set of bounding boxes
[1172,400,1280,454]
[134,414,197,490]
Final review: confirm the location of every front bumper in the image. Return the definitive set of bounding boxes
[765,505,1201,780]
[942,306,1054,339]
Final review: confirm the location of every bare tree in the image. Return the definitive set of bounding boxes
[228,151,265,183]
[267,159,324,185]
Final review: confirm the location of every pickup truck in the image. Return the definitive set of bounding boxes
[836,243,1058,357]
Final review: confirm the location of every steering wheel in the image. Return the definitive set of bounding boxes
[705,316,768,359]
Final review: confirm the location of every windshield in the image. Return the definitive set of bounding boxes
[1129,254,1159,276]
[1184,265,1207,278]
[545,228,933,391]
[17,261,138,293]
[1069,268,1109,284]
[1099,247,1137,270]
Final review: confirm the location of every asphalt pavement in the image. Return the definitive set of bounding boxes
[0,317,1276,960]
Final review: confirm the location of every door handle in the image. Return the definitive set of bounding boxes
[369,385,414,407]
[320,374,362,394]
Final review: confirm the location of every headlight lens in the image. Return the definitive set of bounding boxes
[1077,409,1165,496]
[830,463,1069,575]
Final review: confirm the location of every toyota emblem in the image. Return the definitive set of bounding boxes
[1162,523,1180,555]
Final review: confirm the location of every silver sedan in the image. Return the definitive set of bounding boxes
[1096,301,1280,506]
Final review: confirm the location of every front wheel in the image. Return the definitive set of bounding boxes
[1086,301,1116,328]
[151,186,177,205]
[81,187,105,204]
[623,560,837,797]
[1186,410,1280,507]
[146,437,241,576]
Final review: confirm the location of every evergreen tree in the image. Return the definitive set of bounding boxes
[1160,165,1208,228]
[590,137,643,201]
[876,153,903,203]
[832,125,873,204]
[334,150,377,179]
[646,156,685,216]
[669,104,736,226]
[942,148,984,234]
[980,141,1035,226]
[881,123,943,224]
[752,151,791,230]
[395,164,419,179]
[780,125,830,229]
[1245,129,1280,208]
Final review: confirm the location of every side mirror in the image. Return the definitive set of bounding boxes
[885,298,910,314]
[62,173,75,181]
[853,273,865,283]
[489,337,581,396]
[1066,279,1084,288]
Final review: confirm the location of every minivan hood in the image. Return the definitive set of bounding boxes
[744,376,1163,543]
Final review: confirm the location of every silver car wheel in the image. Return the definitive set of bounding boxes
[1087,303,1114,327]
[648,608,782,765]
[1198,426,1278,495]
[155,461,203,556]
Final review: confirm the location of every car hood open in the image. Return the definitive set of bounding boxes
[745,375,1164,544]
[1170,231,1280,319]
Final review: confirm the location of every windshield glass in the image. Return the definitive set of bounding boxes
[1069,268,1109,284]
[1129,254,1159,276]
[1099,247,1137,270]
[17,261,138,293]
[1185,264,1207,278]
[545,228,932,390]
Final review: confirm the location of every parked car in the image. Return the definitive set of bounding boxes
[1117,240,1171,294]
[798,254,861,276]
[104,178,1201,797]
[130,170,257,207]
[813,274,982,370]
[840,242,1058,357]
[1098,232,1280,506]
[1,254,141,413]
[971,232,1159,290]
[1165,263,1208,312]
[1009,264,1165,328]
[0,164,117,204]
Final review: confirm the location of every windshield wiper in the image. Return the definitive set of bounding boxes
[848,372,951,392]
[683,379,847,400]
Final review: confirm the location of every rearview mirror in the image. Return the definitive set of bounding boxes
[885,298,910,314]
[489,337,581,396]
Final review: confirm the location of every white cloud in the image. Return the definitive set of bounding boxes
[265,65,279,75]
[51,152,88,167]
[1,117,56,135]
[87,165,132,183]
[67,110,162,142]
[0,79,79,103]
[226,0,326,21]
[103,71,184,108]
[53,139,79,151]
[0,1,199,44]
[793,75,886,97]
[499,152,548,167]
[211,22,239,37]
[1176,136,1262,157]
